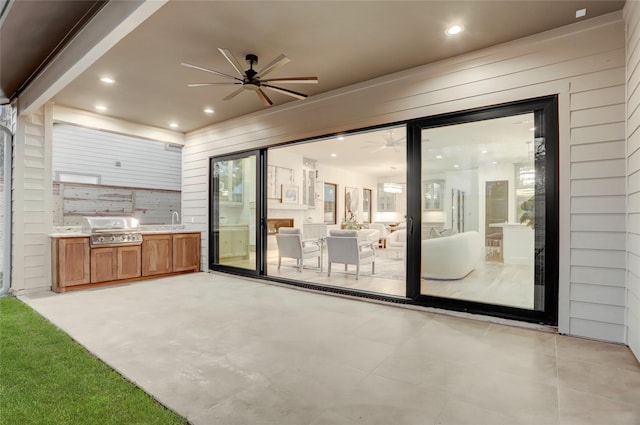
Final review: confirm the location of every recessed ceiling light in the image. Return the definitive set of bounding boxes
[338,136,345,140]
[169,123,179,128]
[529,127,536,131]
[95,105,107,111]
[481,150,488,154]
[436,155,443,159]
[203,108,214,114]
[454,164,460,168]
[446,25,463,35]
[576,8,586,18]
[492,161,498,165]
[331,153,337,157]
[100,76,115,84]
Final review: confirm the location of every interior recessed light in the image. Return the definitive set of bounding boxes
[436,155,443,159]
[203,108,214,114]
[446,25,463,35]
[481,150,488,154]
[529,127,536,131]
[100,76,115,84]
[331,153,337,157]
[338,136,345,140]
[169,123,179,128]
[95,105,107,111]
[454,164,460,168]
[576,8,586,18]
[492,161,498,165]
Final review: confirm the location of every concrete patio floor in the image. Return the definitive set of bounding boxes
[21,272,640,425]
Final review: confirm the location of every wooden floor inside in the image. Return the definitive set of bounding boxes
[222,248,535,310]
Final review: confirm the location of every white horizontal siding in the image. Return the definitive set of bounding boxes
[181,13,631,343]
[53,124,181,191]
[571,177,625,196]
[626,0,640,361]
[569,69,626,342]
[12,105,51,292]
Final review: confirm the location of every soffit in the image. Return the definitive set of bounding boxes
[0,0,106,102]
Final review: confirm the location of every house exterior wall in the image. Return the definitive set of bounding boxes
[624,1,640,361]
[52,124,181,191]
[184,13,628,343]
[12,103,53,294]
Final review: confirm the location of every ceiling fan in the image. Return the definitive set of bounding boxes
[361,131,406,153]
[181,48,318,107]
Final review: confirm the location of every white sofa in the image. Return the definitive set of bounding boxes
[421,231,481,280]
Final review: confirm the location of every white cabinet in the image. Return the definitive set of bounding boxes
[219,225,249,259]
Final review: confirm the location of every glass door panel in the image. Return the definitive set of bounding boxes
[265,126,407,297]
[419,112,541,311]
[211,153,257,272]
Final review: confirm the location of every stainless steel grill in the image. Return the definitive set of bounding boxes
[82,217,143,247]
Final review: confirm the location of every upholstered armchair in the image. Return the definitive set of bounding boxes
[275,227,323,272]
[386,229,407,258]
[326,229,376,280]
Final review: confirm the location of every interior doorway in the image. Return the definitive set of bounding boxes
[485,180,508,262]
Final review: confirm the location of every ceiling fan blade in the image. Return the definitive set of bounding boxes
[218,48,246,78]
[260,77,318,84]
[256,53,290,78]
[262,84,307,100]
[256,89,274,107]
[181,62,242,82]
[223,87,245,101]
[187,82,241,87]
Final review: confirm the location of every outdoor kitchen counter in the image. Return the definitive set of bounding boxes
[50,228,201,293]
[49,228,202,238]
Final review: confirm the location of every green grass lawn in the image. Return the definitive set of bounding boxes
[0,297,187,425]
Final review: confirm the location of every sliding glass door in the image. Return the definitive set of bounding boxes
[409,96,558,323]
[206,97,558,325]
[210,151,262,274]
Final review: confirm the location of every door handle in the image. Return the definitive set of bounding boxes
[409,217,414,235]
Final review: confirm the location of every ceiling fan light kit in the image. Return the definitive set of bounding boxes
[182,48,318,107]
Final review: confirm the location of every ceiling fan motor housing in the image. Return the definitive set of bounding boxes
[244,54,259,81]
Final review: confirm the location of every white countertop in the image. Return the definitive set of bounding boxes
[49,225,201,238]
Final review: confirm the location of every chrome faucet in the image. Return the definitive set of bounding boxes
[171,211,180,230]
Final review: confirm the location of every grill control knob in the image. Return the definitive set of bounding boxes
[109,236,115,241]
[98,236,104,242]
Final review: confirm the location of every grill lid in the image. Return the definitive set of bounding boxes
[83,216,140,233]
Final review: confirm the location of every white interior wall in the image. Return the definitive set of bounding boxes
[624,1,640,361]
[184,13,627,343]
[317,162,377,225]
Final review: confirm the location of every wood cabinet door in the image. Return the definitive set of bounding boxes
[173,233,200,272]
[117,246,141,279]
[57,238,90,286]
[90,247,117,283]
[141,234,173,276]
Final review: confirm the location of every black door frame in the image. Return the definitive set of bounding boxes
[407,95,559,325]
[207,96,559,326]
[209,149,267,277]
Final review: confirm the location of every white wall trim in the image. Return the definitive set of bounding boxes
[558,90,572,335]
